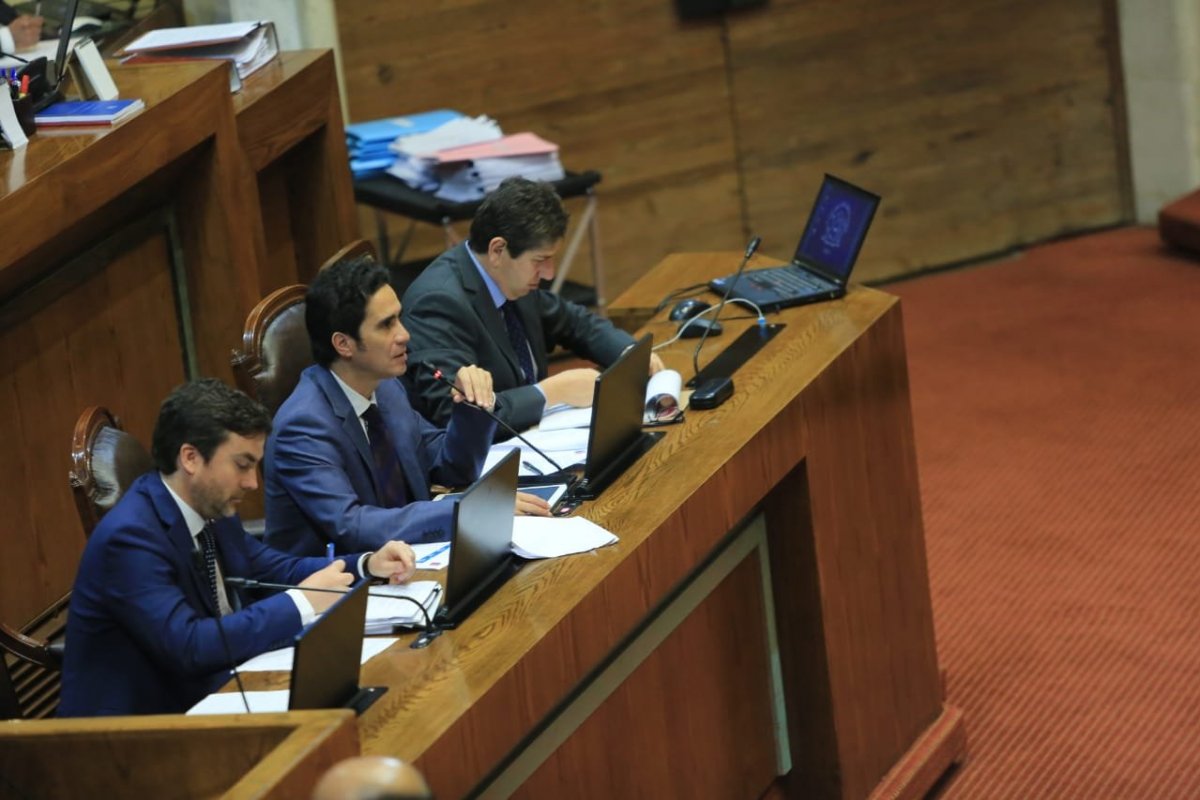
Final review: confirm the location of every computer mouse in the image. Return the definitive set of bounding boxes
[677,317,722,338]
[668,298,712,321]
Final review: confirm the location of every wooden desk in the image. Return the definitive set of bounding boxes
[339,252,965,798]
[0,52,358,632]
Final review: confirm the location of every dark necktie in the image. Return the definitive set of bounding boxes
[500,301,536,385]
[361,404,409,508]
[198,523,222,616]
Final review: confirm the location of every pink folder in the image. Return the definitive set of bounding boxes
[435,132,559,164]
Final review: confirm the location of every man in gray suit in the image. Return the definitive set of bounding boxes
[401,177,662,435]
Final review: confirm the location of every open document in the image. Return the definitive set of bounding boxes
[510,516,618,559]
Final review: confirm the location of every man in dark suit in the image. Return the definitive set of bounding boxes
[59,379,417,717]
[401,177,664,435]
[264,254,515,559]
[0,1,42,52]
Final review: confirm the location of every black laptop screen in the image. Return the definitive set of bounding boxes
[794,175,880,281]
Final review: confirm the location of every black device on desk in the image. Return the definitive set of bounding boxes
[435,449,521,629]
[709,174,880,311]
[288,580,387,715]
[15,0,80,112]
[569,334,663,501]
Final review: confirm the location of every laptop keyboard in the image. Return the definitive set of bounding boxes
[748,268,832,294]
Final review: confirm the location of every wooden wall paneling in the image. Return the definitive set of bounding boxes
[0,230,186,627]
[335,0,746,296]
[725,0,1126,282]
[235,51,360,287]
[515,552,778,799]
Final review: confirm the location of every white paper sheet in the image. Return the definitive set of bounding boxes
[187,689,289,715]
[510,516,618,559]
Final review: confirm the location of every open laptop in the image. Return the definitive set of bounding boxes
[570,334,663,501]
[434,448,521,629]
[710,174,881,311]
[288,580,386,714]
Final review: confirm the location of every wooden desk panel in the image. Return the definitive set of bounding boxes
[347,252,963,798]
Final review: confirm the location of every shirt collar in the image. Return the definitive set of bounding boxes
[465,242,507,309]
[160,473,208,539]
[330,367,377,418]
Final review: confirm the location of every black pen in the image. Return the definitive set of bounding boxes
[522,460,545,476]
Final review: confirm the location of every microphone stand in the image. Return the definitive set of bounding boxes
[692,235,761,380]
[224,578,436,633]
[425,364,577,486]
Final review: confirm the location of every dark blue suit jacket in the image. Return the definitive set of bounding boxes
[263,365,496,557]
[59,473,344,717]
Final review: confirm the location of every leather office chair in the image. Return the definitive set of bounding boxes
[1,596,69,720]
[231,284,311,418]
[231,239,377,416]
[69,406,154,538]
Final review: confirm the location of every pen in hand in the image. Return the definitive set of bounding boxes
[326,542,335,561]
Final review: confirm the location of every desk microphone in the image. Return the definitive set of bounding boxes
[689,235,760,394]
[224,576,440,647]
[191,550,251,713]
[423,363,574,480]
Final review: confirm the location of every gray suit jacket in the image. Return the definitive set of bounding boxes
[401,243,634,434]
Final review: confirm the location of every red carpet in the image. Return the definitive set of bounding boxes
[889,227,1200,797]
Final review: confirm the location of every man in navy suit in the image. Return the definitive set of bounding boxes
[59,379,417,717]
[264,255,540,559]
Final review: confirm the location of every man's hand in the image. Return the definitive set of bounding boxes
[516,491,552,517]
[367,540,417,584]
[539,368,600,408]
[649,352,665,375]
[452,364,495,410]
[9,15,43,50]
[298,559,354,612]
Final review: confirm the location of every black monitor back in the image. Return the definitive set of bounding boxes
[289,580,369,711]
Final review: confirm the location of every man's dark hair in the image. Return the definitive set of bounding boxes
[151,379,272,474]
[468,177,569,257]
[306,255,392,367]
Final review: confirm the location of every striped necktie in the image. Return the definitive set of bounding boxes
[198,523,222,616]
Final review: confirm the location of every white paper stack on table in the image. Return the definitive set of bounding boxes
[118,21,281,91]
[484,425,589,478]
[535,369,685,436]
[510,516,619,559]
[364,581,443,633]
[385,116,565,202]
[386,114,502,191]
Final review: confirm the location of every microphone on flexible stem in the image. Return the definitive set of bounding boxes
[224,576,435,632]
[424,364,574,480]
[689,235,760,394]
[192,550,251,712]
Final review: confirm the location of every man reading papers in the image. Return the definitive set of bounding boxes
[59,380,416,717]
[401,177,663,436]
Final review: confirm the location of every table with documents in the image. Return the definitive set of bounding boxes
[230,252,966,799]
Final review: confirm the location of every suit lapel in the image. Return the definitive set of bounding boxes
[310,366,382,500]
[145,475,219,617]
[456,247,525,383]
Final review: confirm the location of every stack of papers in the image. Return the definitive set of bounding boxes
[346,109,464,180]
[511,516,619,559]
[365,581,443,633]
[430,133,566,202]
[188,690,288,715]
[119,21,279,82]
[386,114,502,191]
[236,637,398,673]
[484,426,589,478]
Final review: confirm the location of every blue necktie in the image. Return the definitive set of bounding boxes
[501,301,536,385]
[361,404,409,508]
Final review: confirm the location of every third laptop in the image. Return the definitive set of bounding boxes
[709,174,881,311]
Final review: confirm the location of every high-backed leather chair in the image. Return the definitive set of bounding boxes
[69,407,155,539]
[231,239,377,416]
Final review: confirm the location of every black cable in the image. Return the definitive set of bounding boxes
[692,236,760,378]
